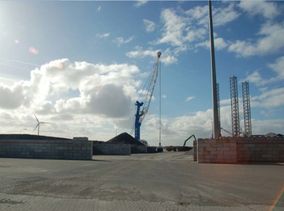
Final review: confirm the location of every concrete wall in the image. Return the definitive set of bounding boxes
[93,143,131,155]
[0,139,93,160]
[131,145,147,154]
[195,137,284,163]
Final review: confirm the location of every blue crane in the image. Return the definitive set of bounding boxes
[134,51,161,141]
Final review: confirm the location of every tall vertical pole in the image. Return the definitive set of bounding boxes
[158,55,162,147]
[217,83,221,134]
[208,0,220,139]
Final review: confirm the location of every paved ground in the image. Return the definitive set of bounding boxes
[0,151,283,211]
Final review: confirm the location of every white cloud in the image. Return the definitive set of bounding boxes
[97,6,102,12]
[185,3,239,27]
[126,48,177,65]
[253,119,284,135]
[196,37,228,50]
[157,4,239,48]
[185,96,195,102]
[143,19,156,32]
[158,9,185,47]
[0,58,147,139]
[213,3,240,27]
[243,56,284,87]
[0,59,141,117]
[239,0,279,19]
[185,28,207,43]
[252,87,284,108]
[228,22,284,57]
[0,83,26,109]
[140,99,284,145]
[185,5,208,24]
[269,56,284,79]
[113,36,134,47]
[96,33,110,39]
[134,0,148,7]
[243,71,275,87]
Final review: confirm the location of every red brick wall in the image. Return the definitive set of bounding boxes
[195,137,284,163]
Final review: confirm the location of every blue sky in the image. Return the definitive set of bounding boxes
[0,0,283,145]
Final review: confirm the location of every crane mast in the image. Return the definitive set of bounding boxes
[135,51,161,141]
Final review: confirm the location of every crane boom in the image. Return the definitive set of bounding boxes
[134,52,161,141]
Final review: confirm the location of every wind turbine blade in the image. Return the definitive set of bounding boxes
[34,114,39,123]
[33,124,39,131]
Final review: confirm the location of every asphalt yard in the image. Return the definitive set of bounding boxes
[0,151,283,211]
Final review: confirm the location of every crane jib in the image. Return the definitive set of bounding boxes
[134,52,161,142]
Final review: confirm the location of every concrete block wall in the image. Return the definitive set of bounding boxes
[131,145,147,153]
[0,139,93,160]
[193,141,197,161]
[93,143,131,155]
[237,139,284,162]
[195,137,284,163]
[197,139,237,163]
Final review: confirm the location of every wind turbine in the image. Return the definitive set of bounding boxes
[33,114,48,136]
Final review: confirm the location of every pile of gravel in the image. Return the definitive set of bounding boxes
[107,132,144,146]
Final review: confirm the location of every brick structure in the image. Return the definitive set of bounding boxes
[194,136,284,163]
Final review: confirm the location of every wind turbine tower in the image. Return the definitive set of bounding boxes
[34,114,48,136]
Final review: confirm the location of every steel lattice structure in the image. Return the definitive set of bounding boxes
[230,76,240,137]
[242,81,252,136]
[217,83,221,136]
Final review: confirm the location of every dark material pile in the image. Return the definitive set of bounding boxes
[107,132,144,146]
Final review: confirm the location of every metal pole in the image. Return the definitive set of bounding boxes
[158,56,162,147]
[208,0,220,139]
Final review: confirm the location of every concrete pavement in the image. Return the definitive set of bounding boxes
[0,151,283,210]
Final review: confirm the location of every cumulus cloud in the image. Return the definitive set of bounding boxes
[142,107,232,145]
[253,119,284,135]
[0,59,141,118]
[157,3,238,49]
[87,84,132,117]
[196,37,228,50]
[269,56,284,79]
[0,58,147,139]
[243,71,276,87]
[213,3,240,27]
[158,9,185,47]
[126,48,177,65]
[185,3,239,27]
[243,56,284,87]
[0,83,26,109]
[143,19,156,32]
[239,0,279,19]
[228,22,284,57]
[252,87,284,108]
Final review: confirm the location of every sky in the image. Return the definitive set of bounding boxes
[0,0,284,146]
